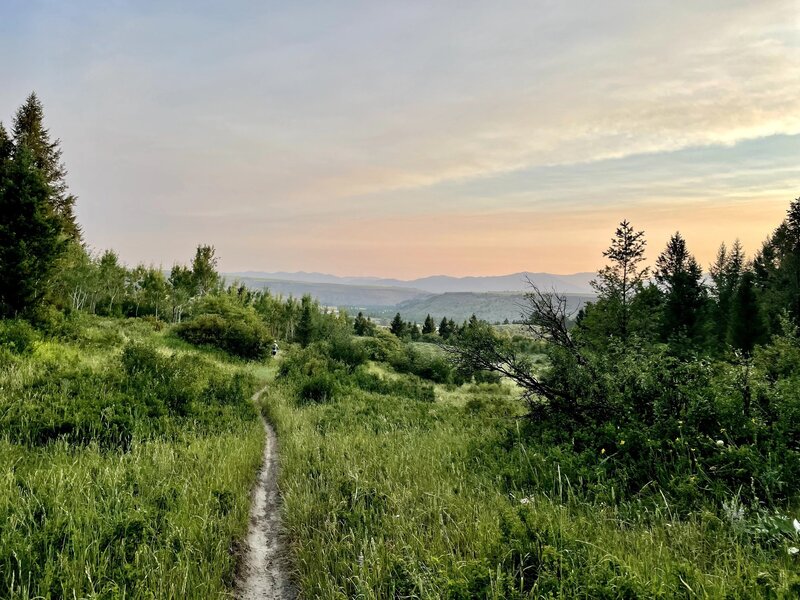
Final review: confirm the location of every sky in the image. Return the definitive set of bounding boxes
[1,0,798,278]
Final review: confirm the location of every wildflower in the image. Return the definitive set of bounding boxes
[519,497,531,505]
[789,547,799,556]
[601,448,606,455]
[716,440,725,447]
[678,420,683,425]
[619,440,625,446]
[794,519,800,533]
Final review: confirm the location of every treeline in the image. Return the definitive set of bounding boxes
[577,216,799,356]
[0,93,349,360]
[380,311,474,341]
[450,201,800,513]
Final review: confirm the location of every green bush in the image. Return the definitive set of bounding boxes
[387,343,461,384]
[298,372,337,404]
[0,319,38,354]
[175,313,271,359]
[351,368,435,402]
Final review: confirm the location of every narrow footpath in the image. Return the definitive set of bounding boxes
[236,389,296,599]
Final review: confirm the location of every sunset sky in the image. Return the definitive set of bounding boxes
[2,1,798,278]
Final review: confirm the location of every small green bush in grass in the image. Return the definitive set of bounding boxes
[0,319,38,354]
[175,313,271,359]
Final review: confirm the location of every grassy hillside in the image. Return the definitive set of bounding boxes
[0,316,267,599]
[260,338,799,598]
[364,291,594,324]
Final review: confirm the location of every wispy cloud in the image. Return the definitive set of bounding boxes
[1,0,797,275]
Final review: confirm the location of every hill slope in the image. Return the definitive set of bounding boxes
[231,276,431,307]
[229,271,596,294]
[362,291,595,324]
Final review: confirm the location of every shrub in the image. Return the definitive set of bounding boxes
[175,313,271,359]
[298,372,337,404]
[0,319,38,354]
[326,333,369,372]
[351,368,435,402]
[388,343,461,384]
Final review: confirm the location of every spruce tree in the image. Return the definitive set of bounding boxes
[354,312,374,336]
[438,316,451,339]
[390,313,405,337]
[753,198,800,328]
[709,240,744,348]
[0,143,66,316]
[655,232,707,346]
[727,271,765,355]
[590,220,648,341]
[295,294,316,346]
[11,93,80,241]
[422,314,436,335]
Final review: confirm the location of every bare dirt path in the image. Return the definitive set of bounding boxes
[236,389,296,599]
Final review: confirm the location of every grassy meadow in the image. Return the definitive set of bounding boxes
[0,316,266,599]
[261,336,800,599]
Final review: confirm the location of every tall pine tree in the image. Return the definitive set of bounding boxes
[709,240,744,348]
[591,220,648,341]
[390,313,405,337]
[655,232,707,347]
[754,198,800,329]
[12,93,80,241]
[0,141,66,316]
[422,314,436,335]
[727,271,766,355]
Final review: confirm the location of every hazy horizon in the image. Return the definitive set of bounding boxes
[3,1,798,278]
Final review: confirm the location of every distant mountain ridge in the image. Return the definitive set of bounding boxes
[229,271,596,295]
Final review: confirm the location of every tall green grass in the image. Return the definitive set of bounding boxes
[0,316,266,599]
[262,370,800,598]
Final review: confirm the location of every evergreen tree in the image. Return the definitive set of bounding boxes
[409,322,421,341]
[422,314,436,335]
[590,220,649,341]
[709,240,744,348]
[727,271,766,355]
[754,198,800,328]
[295,294,316,346]
[655,232,707,346]
[11,93,80,241]
[438,316,451,339]
[0,143,66,316]
[390,313,405,337]
[353,311,375,336]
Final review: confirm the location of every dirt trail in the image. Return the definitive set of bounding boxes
[236,390,296,599]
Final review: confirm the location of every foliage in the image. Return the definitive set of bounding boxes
[174,293,272,359]
[11,92,80,240]
[0,316,263,597]
[0,142,66,317]
[0,319,39,355]
[261,368,800,598]
[590,219,648,340]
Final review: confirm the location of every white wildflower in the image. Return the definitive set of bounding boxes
[716,440,725,447]
[793,519,800,533]
[789,547,799,556]
[519,497,531,505]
